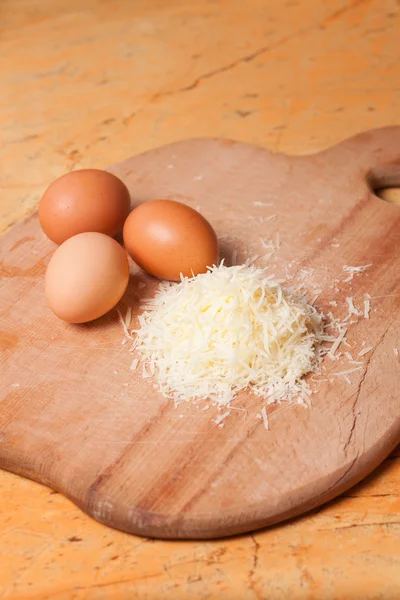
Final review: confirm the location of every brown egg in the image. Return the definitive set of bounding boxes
[39,169,131,244]
[123,199,219,281]
[45,232,129,323]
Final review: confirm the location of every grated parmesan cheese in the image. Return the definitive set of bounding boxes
[311,290,323,305]
[333,366,363,377]
[125,307,132,329]
[329,327,348,358]
[214,411,230,425]
[130,358,139,372]
[260,237,276,251]
[260,406,269,430]
[134,264,325,407]
[343,264,372,283]
[346,297,361,316]
[364,299,370,319]
[358,346,373,357]
[245,255,260,267]
[117,308,133,340]
[342,297,363,322]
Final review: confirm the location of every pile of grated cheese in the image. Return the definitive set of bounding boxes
[133,263,326,408]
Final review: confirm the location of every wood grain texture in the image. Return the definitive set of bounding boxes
[1,0,400,597]
[1,128,400,540]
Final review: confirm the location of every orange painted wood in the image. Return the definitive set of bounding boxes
[2,0,400,596]
[1,128,400,539]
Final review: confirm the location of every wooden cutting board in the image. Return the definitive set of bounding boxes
[1,127,400,540]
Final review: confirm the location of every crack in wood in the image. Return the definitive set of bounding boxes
[248,533,262,600]
[343,323,392,452]
[323,0,369,24]
[150,3,370,103]
[322,520,400,531]
[343,368,369,452]
[321,455,359,499]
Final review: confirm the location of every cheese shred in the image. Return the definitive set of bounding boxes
[134,264,325,407]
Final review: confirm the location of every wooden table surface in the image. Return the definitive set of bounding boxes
[1,0,399,598]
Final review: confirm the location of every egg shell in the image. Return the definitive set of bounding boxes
[123,200,219,281]
[39,169,131,245]
[45,232,130,323]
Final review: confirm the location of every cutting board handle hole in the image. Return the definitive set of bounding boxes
[374,187,400,206]
[368,165,400,207]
